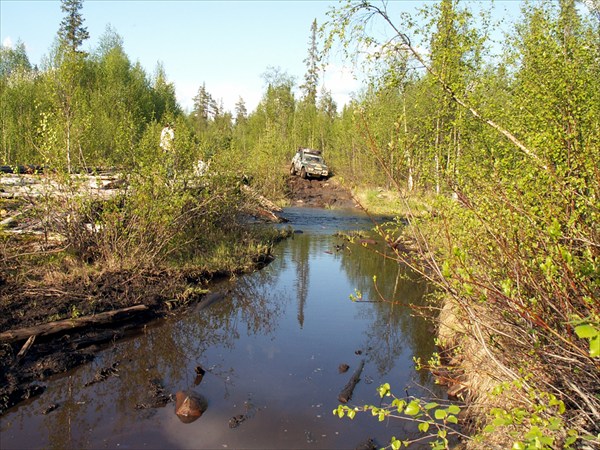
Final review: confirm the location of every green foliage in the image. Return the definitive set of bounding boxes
[573,319,600,358]
[324,0,600,444]
[477,379,593,450]
[333,383,462,449]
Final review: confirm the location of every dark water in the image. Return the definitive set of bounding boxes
[0,207,443,449]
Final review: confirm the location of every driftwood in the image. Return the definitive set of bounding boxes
[338,359,365,403]
[0,304,149,344]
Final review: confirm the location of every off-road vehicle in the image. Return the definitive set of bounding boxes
[290,148,329,179]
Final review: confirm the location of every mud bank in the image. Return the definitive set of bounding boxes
[0,257,275,415]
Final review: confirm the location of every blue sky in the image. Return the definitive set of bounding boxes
[1,0,525,114]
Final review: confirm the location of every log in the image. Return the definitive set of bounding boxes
[0,304,149,344]
[241,184,282,212]
[338,359,365,403]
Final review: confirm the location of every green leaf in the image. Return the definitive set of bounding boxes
[575,324,597,339]
[393,399,406,412]
[377,383,391,398]
[590,336,600,358]
[424,402,439,410]
[442,260,451,278]
[447,405,461,415]
[548,218,561,239]
[483,425,496,433]
[493,417,509,427]
[434,409,447,420]
[447,415,458,424]
[418,422,430,433]
[405,400,420,416]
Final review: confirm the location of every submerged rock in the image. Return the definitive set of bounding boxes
[175,390,208,423]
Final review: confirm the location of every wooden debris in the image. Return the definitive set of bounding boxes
[338,359,365,403]
[0,305,149,344]
[17,335,36,359]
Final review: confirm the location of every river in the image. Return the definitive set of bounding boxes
[0,207,444,449]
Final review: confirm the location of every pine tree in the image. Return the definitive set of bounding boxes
[58,0,90,53]
[300,19,320,105]
[192,83,215,131]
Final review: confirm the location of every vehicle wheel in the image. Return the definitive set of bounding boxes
[290,164,296,175]
[300,168,307,179]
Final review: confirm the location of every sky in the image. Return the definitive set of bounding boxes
[1,0,525,114]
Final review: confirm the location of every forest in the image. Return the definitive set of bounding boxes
[1,0,599,448]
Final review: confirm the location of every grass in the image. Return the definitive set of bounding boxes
[353,186,434,218]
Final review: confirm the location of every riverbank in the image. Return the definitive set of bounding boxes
[383,192,600,449]
[0,223,290,415]
[332,184,599,448]
[0,170,294,414]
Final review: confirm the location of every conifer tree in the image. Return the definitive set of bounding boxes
[234,97,247,124]
[300,19,320,106]
[192,83,213,131]
[58,0,90,53]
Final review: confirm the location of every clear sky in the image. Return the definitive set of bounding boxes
[1,0,526,114]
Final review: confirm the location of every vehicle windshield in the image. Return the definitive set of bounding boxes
[305,155,323,163]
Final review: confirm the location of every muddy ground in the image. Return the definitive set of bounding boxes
[0,174,356,414]
[286,175,358,209]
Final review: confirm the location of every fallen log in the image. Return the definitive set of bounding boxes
[241,184,282,212]
[0,304,149,344]
[338,359,365,403]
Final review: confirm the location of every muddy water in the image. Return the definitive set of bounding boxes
[1,207,444,449]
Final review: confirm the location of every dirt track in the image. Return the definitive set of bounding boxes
[286,175,358,209]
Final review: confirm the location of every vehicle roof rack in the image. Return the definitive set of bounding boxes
[303,148,321,155]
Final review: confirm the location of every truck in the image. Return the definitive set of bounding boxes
[290,148,329,179]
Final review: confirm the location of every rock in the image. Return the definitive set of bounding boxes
[228,414,246,428]
[175,390,207,423]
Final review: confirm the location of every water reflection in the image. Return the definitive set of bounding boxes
[1,208,443,449]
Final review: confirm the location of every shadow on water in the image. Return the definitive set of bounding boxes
[0,207,444,449]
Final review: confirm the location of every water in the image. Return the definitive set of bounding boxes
[0,207,443,449]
